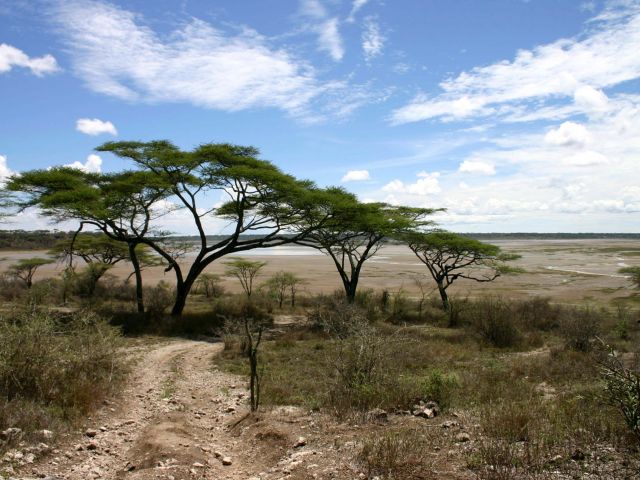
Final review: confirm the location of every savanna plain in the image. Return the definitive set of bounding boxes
[1,235,639,480]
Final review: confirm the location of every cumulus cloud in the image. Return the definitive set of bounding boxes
[391,3,640,124]
[458,160,496,175]
[0,155,15,183]
[382,171,441,196]
[55,0,326,116]
[0,43,59,76]
[76,118,117,136]
[64,154,102,173]
[342,169,370,182]
[544,121,591,147]
[362,17,384,61]
[574,85,609,112]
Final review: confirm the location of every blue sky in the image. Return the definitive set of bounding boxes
[1,0,639,233]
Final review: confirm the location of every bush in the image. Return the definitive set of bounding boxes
[515,296,561,331]
[418,368,460,409]
[468,297,521,348]
[0,309,125,439]
[308,296,370,339]
[329,318,390,413]
[559,306,601,352]
[598,344,640,443]
[144,281,175,319]
[359,428,434,479]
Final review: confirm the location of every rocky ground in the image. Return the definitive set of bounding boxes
[1,337,637,480]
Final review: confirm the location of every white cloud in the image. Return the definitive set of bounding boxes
[347,0,369,22]
[0,43,59,76]
[382,171,441,196]
[299,1,344,61]
[544,121,591,147]
[55,0,326,117]
[563,150,609,166]
[0,155,15,183]
[342,169,370,182]
[64,154,102,173]
[76,118,117,136]
[458,160,496,175]
[573,85,609,112]
[362,17,384,61]
[317,18,344,61]
[391,3,640,124]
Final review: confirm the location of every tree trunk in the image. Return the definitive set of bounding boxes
[437,282,449,311]
[171,284,188,316]
[345,281,358,303]
[128,243,145,314]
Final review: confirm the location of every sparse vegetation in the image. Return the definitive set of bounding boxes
[0,309,125,443]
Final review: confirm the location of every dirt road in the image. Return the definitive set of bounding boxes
[11,338,329,480]
[9,337,480,480]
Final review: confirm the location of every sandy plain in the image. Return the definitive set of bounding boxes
[2,238,639,305]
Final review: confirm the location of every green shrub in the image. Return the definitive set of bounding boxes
[418,368,460,409]
[598,344,640,443]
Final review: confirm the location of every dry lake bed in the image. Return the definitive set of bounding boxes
[3,238,639,306]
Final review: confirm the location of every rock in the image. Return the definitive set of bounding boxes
[294,437,307,448]
[571,448,586,461]
[414,408,436,419]
[222,456,233,466]
[86,441,98,451]
[40,430,54,440]
[192,462,205,468]
[441,420,458,429]
[0,428,22,442]
[425,401,440,416]
[366,408,388,422]
[455,433,471,443]
[548,454,563,464]
[85,429,98,438]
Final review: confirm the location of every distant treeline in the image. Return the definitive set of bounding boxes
[0,230,638,251]
[463,233,640,240]
[0,230,76,250]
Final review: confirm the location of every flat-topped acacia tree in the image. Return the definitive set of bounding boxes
[7,168,169,313]
[7,141,331,316]
[297,188,436,302]
[405,231,519,312]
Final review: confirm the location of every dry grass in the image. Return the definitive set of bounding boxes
[0,309,126,449]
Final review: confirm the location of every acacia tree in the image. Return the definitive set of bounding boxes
[6,168,170,313]
[7,141,332,316]
[263,271,304,308]
[50,233,158,296]
[225,258,267,299]
[297,190,435,302]
[9,257,54,289]
[406,231,519,312]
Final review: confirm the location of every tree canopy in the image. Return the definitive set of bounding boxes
[297,190,436,301]
[6,141,333,315]
[406,231,519,312]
